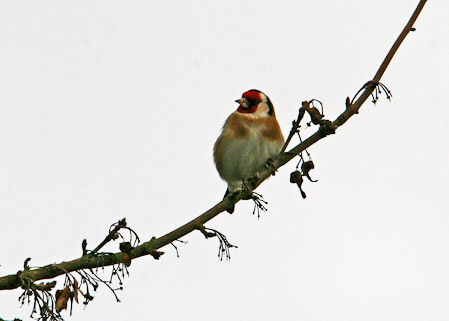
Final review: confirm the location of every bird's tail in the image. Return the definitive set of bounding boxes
[223,189,235,214]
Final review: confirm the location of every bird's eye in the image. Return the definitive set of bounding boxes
[247,98,258,106]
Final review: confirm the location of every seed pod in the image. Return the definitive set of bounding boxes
[120,242,133,267]
[290,170,303,184]
[290,171,307,199]
[301,161,318,182]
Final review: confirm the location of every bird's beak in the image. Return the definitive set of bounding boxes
[235,98,248,108]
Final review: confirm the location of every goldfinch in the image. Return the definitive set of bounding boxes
[214,89,284,213]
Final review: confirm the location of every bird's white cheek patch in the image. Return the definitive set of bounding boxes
[256,102,269,115]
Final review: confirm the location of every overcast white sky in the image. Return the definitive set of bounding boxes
[1,1,448,320]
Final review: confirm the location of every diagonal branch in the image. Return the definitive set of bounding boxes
[0,0,428,292]
[334,0,427,127]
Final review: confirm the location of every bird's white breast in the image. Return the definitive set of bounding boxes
[217,122,282,191]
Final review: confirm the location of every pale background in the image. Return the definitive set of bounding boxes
[1,1,448,320]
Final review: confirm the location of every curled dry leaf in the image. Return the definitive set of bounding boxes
[289,170,302,184]
[308,107,323,125]
[301,161,318,182]
[119,242,132,253]
[56,285,72,313]
[290,171,307,199]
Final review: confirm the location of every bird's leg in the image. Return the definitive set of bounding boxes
[242,180,254,200]
[264,157,277,175]
[245,172,260,190]
[242,181,268,218]
[241,176,268,217]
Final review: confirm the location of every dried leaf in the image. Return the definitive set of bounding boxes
[301,161,318,182]
[119,242,132,253]
[56,286,71,313]
[73,279,79,304]
[289,171,303,184]
[290,171,307,199]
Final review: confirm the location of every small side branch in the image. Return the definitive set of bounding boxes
[90,219,127,255]
[280,104,306,154]
[197,225,216,238]
[196,225,237,261]
[170,239,188,258]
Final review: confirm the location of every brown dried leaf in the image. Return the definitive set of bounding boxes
[119,242,132,253]
[56,286,71,313]
[301,161,318,182]
[73,278,79,304]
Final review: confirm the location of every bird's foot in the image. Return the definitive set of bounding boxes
[244,172,260,192]
[242,181,253,200]
[264,157,277,176]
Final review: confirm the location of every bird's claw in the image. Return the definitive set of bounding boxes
[244,173,259,190]
[264,157,277,175]
[242,175,258,200]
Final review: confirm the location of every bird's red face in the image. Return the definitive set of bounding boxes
[235,89,274,116]
[236,90,262,114]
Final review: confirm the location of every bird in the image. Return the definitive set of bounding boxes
[213,89,284,213]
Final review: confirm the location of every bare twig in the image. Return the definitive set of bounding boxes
[170,239,188,257]
[280,102,306,154]
[203,228,238,261]
[197,225,216,238]
[334,0,427,126]
[90,218,127,255]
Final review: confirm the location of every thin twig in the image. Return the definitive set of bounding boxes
[91,219,127,255]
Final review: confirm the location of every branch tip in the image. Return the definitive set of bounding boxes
[23,258,31,271]
[81,239,88,256]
